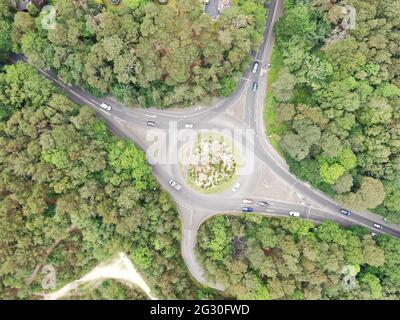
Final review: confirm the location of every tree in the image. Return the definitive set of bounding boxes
[275,5,317,44]
[272,67,296,102]
[320,133,342,158]
[362,236,385,268]
[333,172,353,194]
[340,177,385,210]
[281,120,321,161]
[218,77,237,97]
[277,103,296,122]
[360,274,383,300]
[0,19,12,57]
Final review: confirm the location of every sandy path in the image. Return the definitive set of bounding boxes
[43,252,157,300]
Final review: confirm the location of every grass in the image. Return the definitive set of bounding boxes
[263,47,287,155]
[183,132,241,195]
[186,172,239,195]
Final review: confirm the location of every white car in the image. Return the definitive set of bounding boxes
[242,199,253,204]
[373,223,383,230]
[184,123,194,129]
[252,62,259,74]
[100,103,112,111]
[232,182,241,192]
[289,211,300,217]
[169,179,182,191]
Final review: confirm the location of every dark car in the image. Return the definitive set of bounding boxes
[146,121,157,127]
[252,81,258,92]
[340,208,351,216]
[258,201,270,206]
[242,207,253,213]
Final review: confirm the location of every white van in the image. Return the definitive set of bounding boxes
[242,199,253,204]
[100,103,112,111]
[289,211,300,217]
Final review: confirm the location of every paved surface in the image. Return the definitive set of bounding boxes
[8,0,400,290]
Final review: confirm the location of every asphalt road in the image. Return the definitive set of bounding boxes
[7,0,400,290]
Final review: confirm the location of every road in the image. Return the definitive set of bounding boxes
[8,0,400,290]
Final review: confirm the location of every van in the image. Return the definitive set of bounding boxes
[242,199,253,204]
[100,103,112,111]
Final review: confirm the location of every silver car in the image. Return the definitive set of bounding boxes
[232,182,241,192]
[252,62,259,74]
[169,179,182,191]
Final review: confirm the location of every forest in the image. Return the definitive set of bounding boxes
[197,214,400,300]
[268,0,400,223]
[1,0,266,108]
[0,62,205,299]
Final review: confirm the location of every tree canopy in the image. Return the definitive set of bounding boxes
[5,0,266,108]
[270,0,400,221]
[0,62,199,299]
[197,215,400,300]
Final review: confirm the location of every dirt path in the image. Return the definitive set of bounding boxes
[42,252,157,300]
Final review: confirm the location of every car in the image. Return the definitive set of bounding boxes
[184,123,194,129]
[252,62,259,74]
[100,103,112,111]
[232,182,241,192]
[340,208,352,216]
[169,179,182,191]
[242,207,253,213]
[371,232,377,237]
[258,201,270,206]
[373,223,383,230]
[252,82,258,92]
[289,211,300,217]
[242,199,253,204]
[146,121,157,127]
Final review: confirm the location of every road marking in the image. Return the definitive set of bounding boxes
[113,115,127,124]
[306,206,311,219]
[99,109,111,116]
